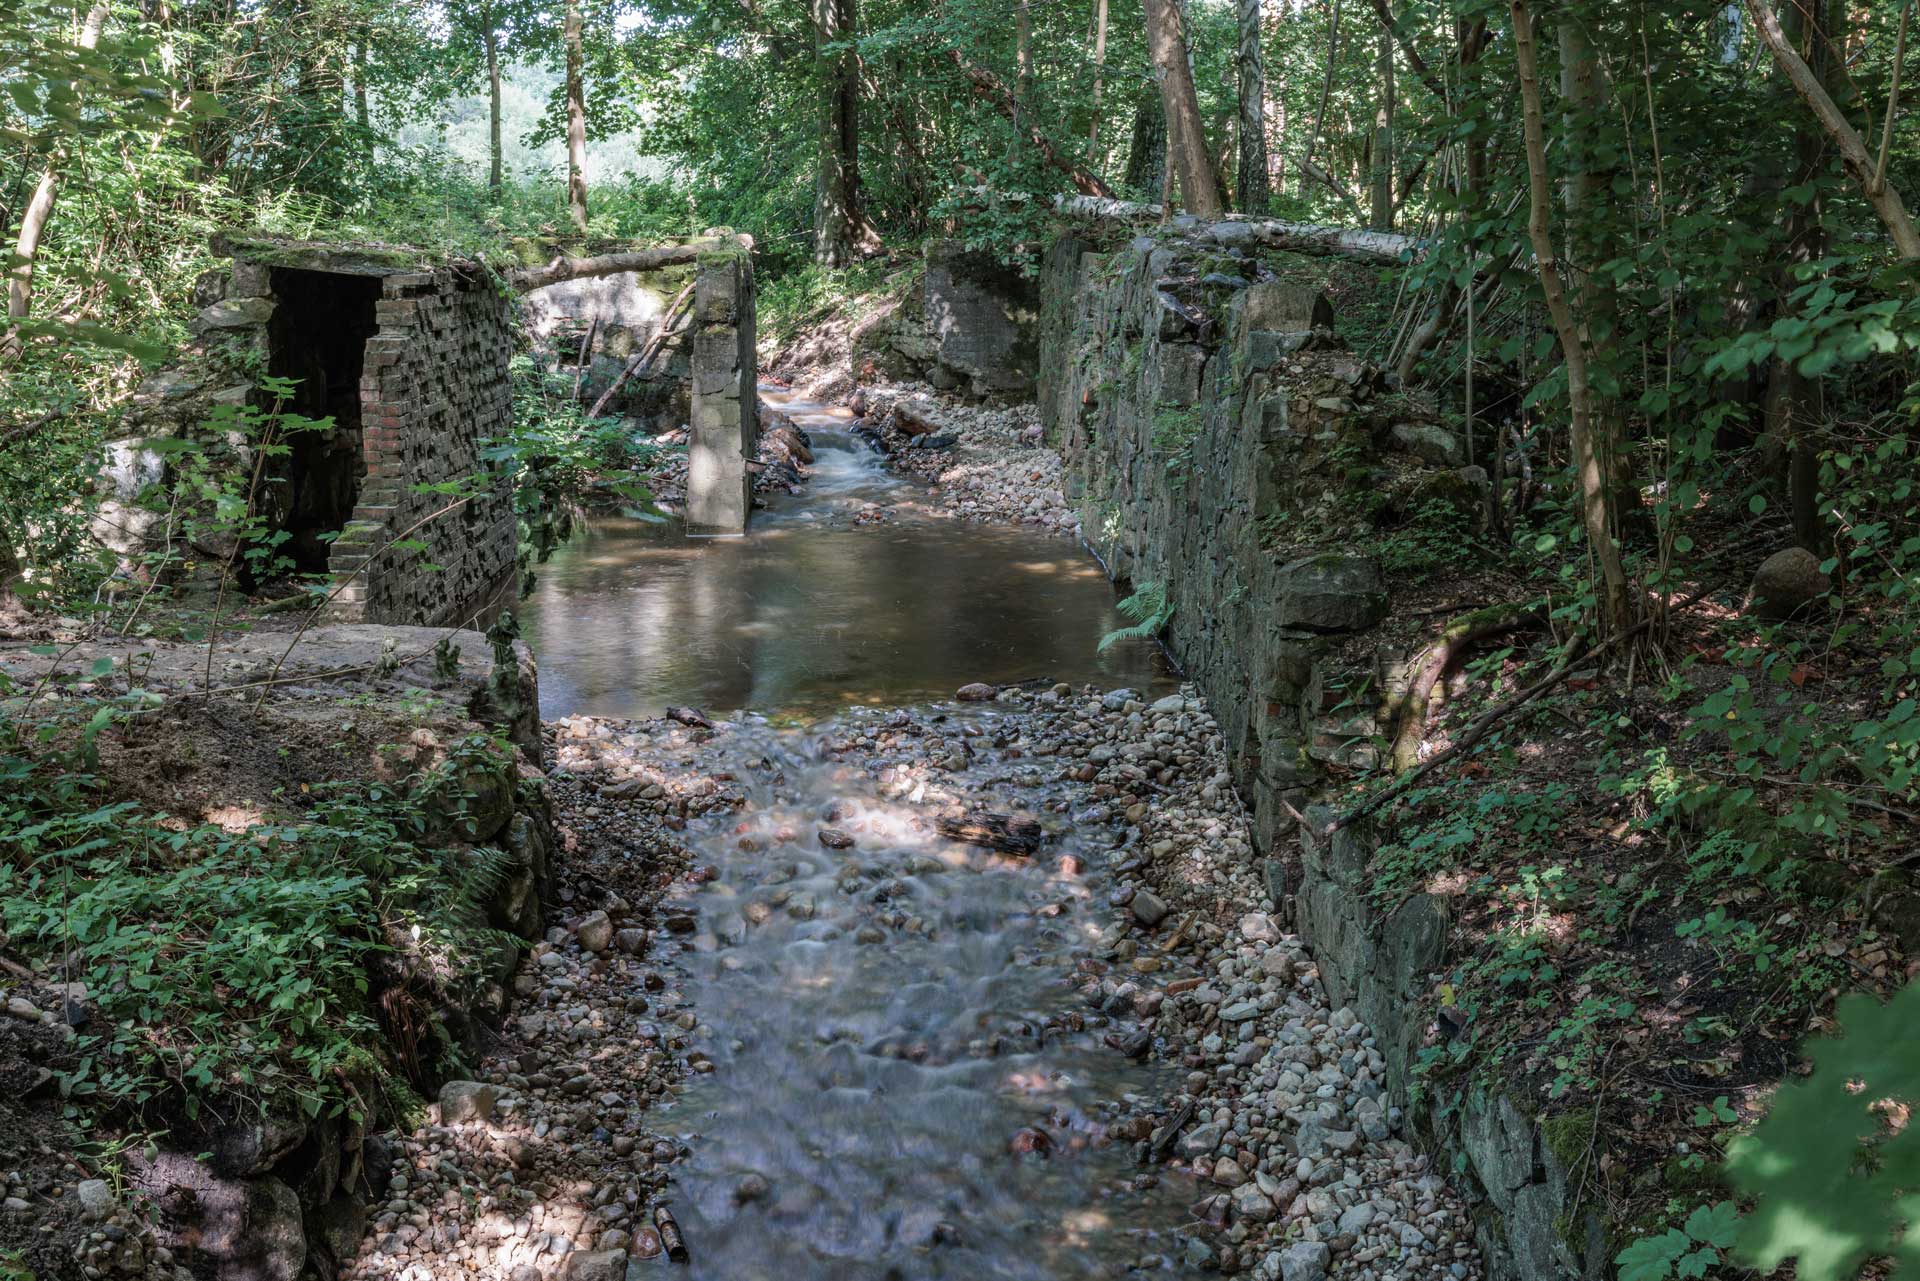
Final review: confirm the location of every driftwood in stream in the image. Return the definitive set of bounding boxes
[937,813,1046,855]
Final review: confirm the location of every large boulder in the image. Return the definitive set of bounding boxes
[131,1154,307,1281]
[1749,546,1828,619]
[1273,554,1388,634]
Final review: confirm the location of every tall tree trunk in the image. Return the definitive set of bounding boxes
[3,0,111,361]
[1017,0,1034,104]
[813,0,869,264]
[1237,0,1271,212]
[353,39,370,135]
[1142,0,1223,215]
[564,0,589,234]
[1124,95,1168,193]
[1369,26,1393,230]
[1090,0,1110,147]
[1511,0,1632,638]
[485,18,504,194]
[1767,0,1836,550]
[1557,8,1633,526]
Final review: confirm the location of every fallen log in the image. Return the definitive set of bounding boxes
[1054,194,1427,267]
[937,813,1045,855]
[506,244,707,292]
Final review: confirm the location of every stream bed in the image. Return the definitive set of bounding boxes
[518,393,1199,1275]
[520,391,1171,720]
[444,391,1479,1281]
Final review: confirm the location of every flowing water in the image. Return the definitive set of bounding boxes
[521,390,1172,720]
[523,391,1199,1276]
[651,714,1200,1277]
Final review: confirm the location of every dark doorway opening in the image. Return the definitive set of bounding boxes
[267,268,382,575]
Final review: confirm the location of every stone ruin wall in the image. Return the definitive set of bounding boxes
[1037,226,1606,1281]
[322,262,518,626]
[111,238,518,628]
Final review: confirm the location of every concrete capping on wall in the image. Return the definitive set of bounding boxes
[685,233,758,535]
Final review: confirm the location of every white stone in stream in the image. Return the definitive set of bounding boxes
[1150,694,1188,713]
[1280,1240,1331,1281]
[439,1080,500,1123]
[576,911,613,953]
[1240,912,1279,944]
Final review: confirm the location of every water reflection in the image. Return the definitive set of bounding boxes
[520,395,1171,719]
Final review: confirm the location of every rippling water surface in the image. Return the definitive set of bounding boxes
[525,390,1198,1275]
[520,390,1171,720]
[655,712,1199,1278]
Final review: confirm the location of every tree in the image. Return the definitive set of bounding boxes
[1142,0,1222,215]
[564,0,589,232]
[1511,0,1632,638]
[1236,0,1270,213]
[811,0,879,264]
[3,0,110,361]
[1747,0,1920,259]
[1368,25,1393,231]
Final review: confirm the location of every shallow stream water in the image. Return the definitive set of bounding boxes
[521,390,1171,720]
[652,713,1200,1277]
[522,392,1199,1276]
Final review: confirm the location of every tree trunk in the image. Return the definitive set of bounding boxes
[1125,95,1168,192]
[354,39,370,135]
[1057,194,1424,263]
[1766,0,1836,551]
[1142,0,1223,215]
[1557,10,1632,520]
[813,0,875,264]
[506,244,709,292]
[1236,0,1271,213]
[1017,0,1034,104]
[1090,0,1110,147]
[485,19,504,194]
[3,0,111,359]
[564,0,589,234]
[1746,0,1920,258]
[1511,0,1632,637]
[1369,27,1393,230]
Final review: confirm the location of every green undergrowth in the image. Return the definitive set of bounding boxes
[1360,563,1916,1277]
[758,256,913,351]
[0,674,526,1132]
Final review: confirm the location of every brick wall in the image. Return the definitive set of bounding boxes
[327,267,516,625]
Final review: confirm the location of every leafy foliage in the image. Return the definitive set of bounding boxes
[1727,984,1920,1281]
[1098,580,1173,653]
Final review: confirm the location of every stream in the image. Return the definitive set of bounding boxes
[521,390,1171,720]
[520,392,1205,1275]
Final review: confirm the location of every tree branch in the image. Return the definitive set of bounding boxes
[1746,0,1920,258]
[945,49,1116,197]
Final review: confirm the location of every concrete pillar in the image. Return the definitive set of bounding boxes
[685,233,757,536]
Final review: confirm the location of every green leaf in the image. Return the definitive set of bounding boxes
[1684,1202,1742,1250]
[1617,1229,1691,1281]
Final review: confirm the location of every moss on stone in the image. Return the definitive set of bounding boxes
[1540,1109,1597,1174]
